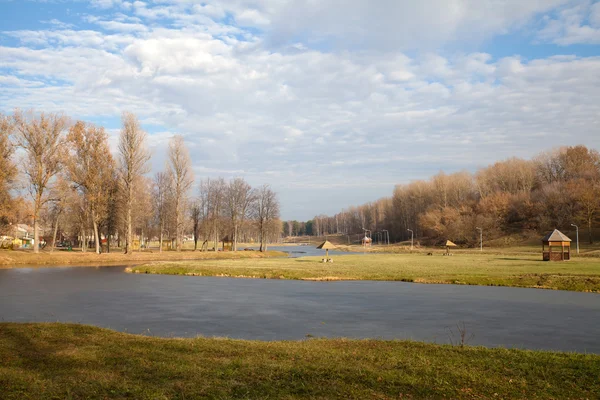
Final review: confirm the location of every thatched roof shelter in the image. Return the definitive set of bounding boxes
[317,240,336,250]
[317,240,336,262]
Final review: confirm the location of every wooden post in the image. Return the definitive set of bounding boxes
[562,242,564,261]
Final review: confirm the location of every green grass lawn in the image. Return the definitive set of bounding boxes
[1,323,598,399]
[129,253,600,292]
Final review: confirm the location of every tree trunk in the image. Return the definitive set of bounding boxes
[588,217,593,244]
[159,227,163,253]
[233,224,238,252]
[213,223,218,252]
[33,209,40,253]
[81,226,86,253]
[92,211,100,254]
[50,213,60,253]
[175,198,181,252]
[126,186,132,254]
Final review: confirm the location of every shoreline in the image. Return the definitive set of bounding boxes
[126,253,600,293]
[0,249,287,268]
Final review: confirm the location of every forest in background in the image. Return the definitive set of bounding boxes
[284,145,600,246]
[0,110,281,254]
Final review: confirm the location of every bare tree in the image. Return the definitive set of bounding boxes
[167,135,194,251]
[153,171,173,253]
[13,110,69,253]
[118,112,151,254]
[0,113,16,224]
[226,178,255,251]
[254,184,280,252]
[208,178,226,251]
[190,201,202,251]
[67,121,115,254]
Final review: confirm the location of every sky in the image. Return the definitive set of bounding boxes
[1,0,600,220]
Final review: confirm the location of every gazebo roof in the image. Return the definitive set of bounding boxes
[445,240,457,247]
[542,229,571,242]
[317,240,337,250]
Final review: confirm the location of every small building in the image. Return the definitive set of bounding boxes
[542,229,571,261]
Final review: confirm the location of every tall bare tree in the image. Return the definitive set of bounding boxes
[0,113,16,225]
[167,135,194,251]
[254,184,280,252]
[153,171,173,253]
[118,112,151,254]
[67,121,115,254]
[190,201,202,251]
[226,178,255,251]
[13,110,68,253]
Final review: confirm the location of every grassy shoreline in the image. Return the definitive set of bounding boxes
[129,253,600,292]
[1,323,598,399]
[0,249,287,268]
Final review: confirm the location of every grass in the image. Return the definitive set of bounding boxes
[1,323,598,399]
[0,249,286,267]
[129,253,600,292]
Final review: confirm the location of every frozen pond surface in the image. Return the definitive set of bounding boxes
[1,265,599,353]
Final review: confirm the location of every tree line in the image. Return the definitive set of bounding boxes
[285,145,600,246]
[0,110,280,254]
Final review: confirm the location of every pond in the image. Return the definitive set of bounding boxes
[1,266,599,353]
[257,244,355,258]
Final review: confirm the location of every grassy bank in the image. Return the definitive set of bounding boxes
[0,249,286,267]
[129,253,600,292]
[1,323,598,399]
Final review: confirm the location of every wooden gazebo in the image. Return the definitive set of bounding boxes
[542,229,571,261]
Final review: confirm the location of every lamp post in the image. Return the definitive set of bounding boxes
[382,229,389,245]
[571,224,579,254]
[476,227,482,252]
[407,229,414,250]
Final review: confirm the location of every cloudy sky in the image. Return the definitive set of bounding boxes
[1,0,600,220]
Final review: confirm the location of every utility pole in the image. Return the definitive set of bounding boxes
[476,227,482,252]
[407,229,414,250]
[571,224,579,254]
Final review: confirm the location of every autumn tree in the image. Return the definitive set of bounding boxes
[13,110,69,253]
[167,135,193,251]
[67,121,115,254]
[118,112,151,254]
[226,178,255,251]
[254,184,280,252]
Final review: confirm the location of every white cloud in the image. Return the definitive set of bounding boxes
[1,0,600,219]
[538,0,600,45]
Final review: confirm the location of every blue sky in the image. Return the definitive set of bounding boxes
[1,0,600,220]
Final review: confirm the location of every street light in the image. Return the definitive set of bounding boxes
[382,229,389,245]
[407,229,414,250]
[571,224,579,254]
[476,227,482,252]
